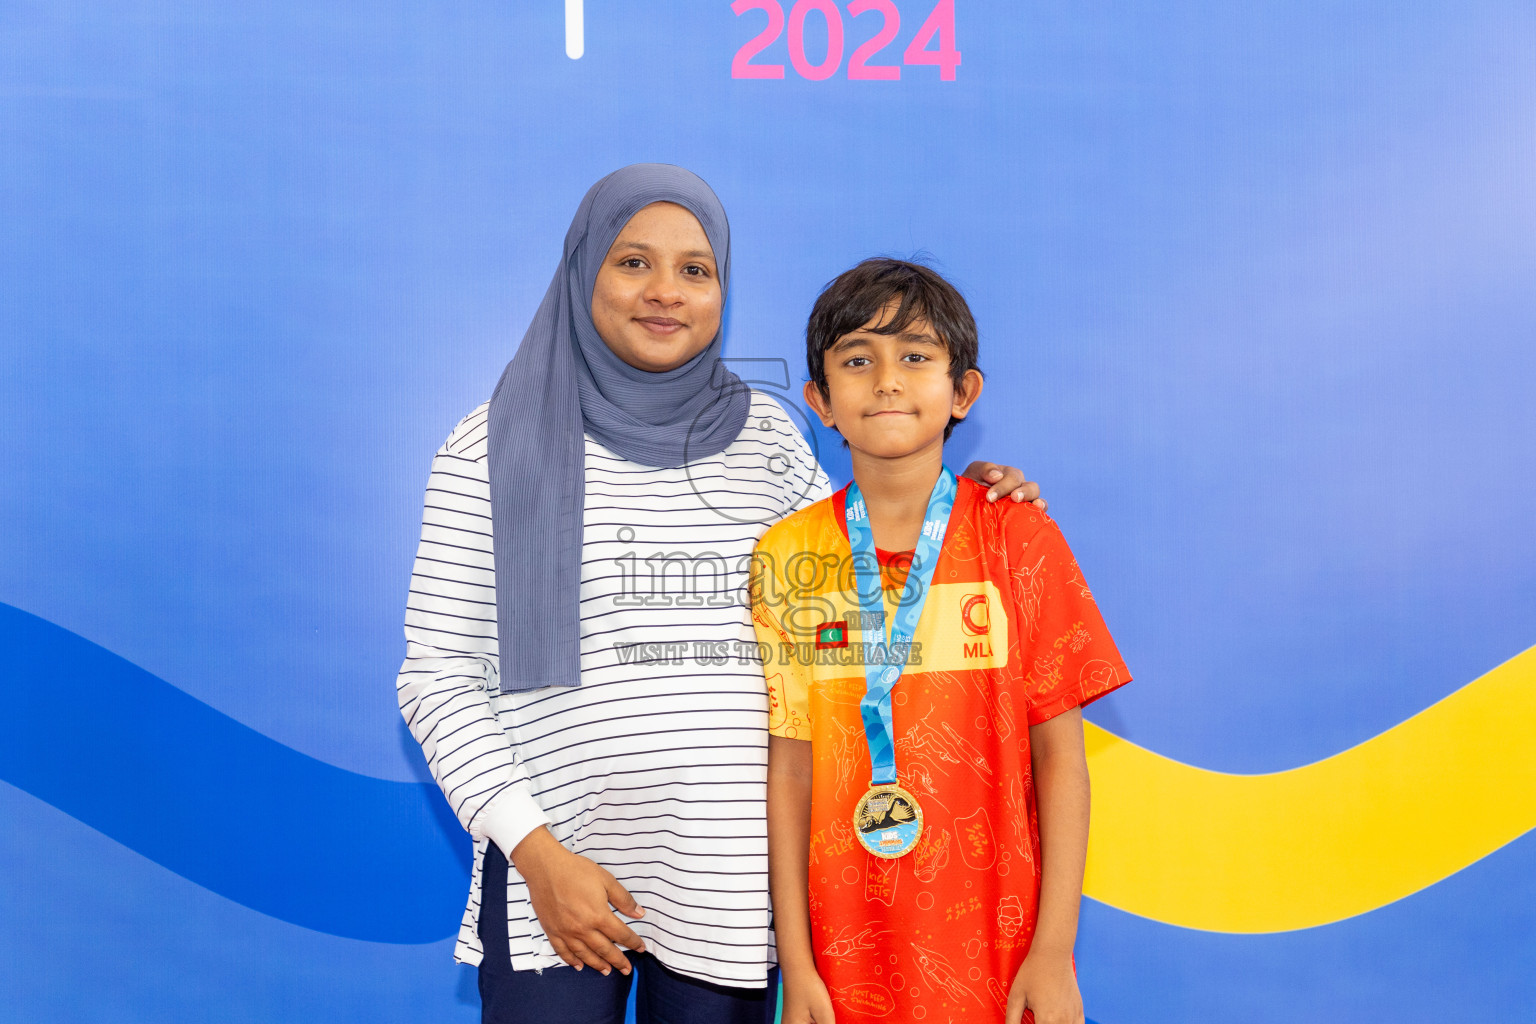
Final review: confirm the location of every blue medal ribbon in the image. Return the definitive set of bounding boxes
[845,467,957,787]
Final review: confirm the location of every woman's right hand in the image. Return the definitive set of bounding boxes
[510,827,647,975]
[781,967,837,1023]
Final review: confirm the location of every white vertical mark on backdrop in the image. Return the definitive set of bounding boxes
[565,0,584,59]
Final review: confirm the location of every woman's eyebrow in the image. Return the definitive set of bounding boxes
[608,239,715,262]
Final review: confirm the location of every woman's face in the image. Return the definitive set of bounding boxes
[591,202,723,373]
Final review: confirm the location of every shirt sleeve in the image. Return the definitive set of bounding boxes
[795,462,834,513]
[757,392,833,517]
[750,536,815,740]
[395,406,551,856]
[1007,515,1131,727]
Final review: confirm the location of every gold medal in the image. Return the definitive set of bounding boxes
[853,783,924,859]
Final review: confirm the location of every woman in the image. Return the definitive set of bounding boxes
[397,164,1041,1024]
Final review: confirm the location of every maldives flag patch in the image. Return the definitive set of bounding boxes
[815,620,849,649]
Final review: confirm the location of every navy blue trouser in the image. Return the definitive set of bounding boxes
[478,844,779,1024]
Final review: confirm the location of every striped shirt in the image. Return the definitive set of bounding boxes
[397,391,830,987]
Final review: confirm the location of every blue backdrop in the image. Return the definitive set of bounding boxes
[3,1,1533,1021]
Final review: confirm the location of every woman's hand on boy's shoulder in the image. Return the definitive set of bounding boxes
[1007,948,1083,1024]
[781,966,837,1024]
[960,461,1048,511]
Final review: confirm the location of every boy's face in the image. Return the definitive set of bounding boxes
[804,300,983,461]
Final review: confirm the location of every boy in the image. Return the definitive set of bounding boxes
[752,259,1130,1024]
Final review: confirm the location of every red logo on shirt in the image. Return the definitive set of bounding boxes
[960,593,991,636]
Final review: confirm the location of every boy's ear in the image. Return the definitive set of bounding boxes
[803,380,837,428]
[949,369,984,421]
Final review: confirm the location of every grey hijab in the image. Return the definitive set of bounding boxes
[486,164,750,692]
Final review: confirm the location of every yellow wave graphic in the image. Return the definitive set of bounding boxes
[1082,645,1536,933]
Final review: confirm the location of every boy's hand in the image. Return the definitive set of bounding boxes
[1006,949,1083,1024]
[960,461,1048,511]
[781,967,837,1024]
[511,827,646,976]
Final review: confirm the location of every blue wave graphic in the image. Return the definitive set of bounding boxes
[6,598,1535,1022]
[0,602,470,943]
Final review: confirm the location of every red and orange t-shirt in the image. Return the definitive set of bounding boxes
[751,476,1129,1023]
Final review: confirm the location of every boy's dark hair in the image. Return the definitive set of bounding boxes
[806,257,982,441]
